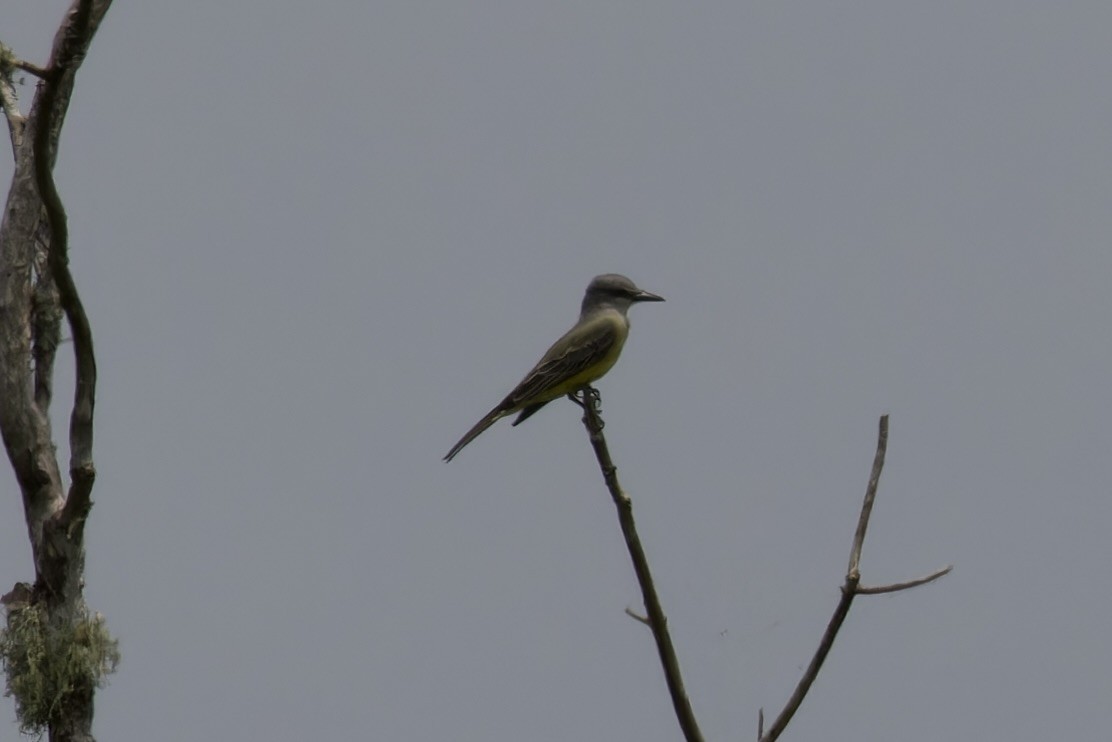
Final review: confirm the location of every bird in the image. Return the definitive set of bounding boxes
[444,273,664,461]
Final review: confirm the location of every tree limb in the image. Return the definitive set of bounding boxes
[575,387,705,742]
[758,415,952,742]
[15,59,50,79]
[31,0,103,510]
[0,4,114,737]
[1,0,111,540]
[857,565,953,595]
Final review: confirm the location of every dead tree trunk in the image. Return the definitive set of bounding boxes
[0,3,116,740]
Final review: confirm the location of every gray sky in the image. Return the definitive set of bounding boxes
[3,2,1111,740]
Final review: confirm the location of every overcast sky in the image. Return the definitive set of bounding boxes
[3,2,1111,740]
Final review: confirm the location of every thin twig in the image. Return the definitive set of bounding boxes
[576,386,705,742]
[857,565,953,595]
[760,582,856,742]
[14,59,50,79]
[1,43,51,81]
[624,606,651,626]
[759,415,952,741]
[848,415,888,579]
[759,416,884,742]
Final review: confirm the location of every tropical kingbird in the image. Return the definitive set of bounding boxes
[444,273,664,462]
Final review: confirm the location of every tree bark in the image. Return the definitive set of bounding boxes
[0,2,114,740]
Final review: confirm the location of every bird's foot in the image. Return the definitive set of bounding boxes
[569,386,604,428]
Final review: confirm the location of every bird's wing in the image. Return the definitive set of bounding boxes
[502,317,619,410]
[511,400,551,426]
[444,324,615,461]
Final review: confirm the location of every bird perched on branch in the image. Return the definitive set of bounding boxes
[444,273,664,462]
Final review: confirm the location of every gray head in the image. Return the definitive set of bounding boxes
[580,273,665,316]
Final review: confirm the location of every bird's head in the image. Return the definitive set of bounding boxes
[582,274,665,315]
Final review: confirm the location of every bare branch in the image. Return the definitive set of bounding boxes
[61,461,95,527]
[760,416,870,741]
[624,606,651,626]
[14,59,50,79]
[0,110,65,543]
[1,0,111,562]
[29,0,108,497]
[1,43,50,82]
[857,565,953,595]
[759,581,856,742]
[575,387,705,742]
[758,415,952,741]
[848,415,888,579]
[0,2,114,737]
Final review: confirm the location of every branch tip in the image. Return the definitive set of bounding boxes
[848,414,888,576]
[857,565,953,595]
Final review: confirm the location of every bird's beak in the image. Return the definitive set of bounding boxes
[633,289,665,303]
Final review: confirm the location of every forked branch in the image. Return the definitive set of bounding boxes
[758,415,951,742]
[0,2,115,738]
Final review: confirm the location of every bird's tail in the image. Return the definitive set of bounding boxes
[444,407,507,462]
